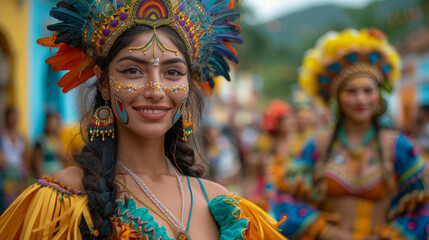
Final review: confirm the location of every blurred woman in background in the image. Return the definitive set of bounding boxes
[0,107,28,209]
[33,111,70,177]
[272,28,429,240]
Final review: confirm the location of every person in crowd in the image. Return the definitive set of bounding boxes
[272,28,429,240]
[416,106,429,154]
[290,91,316,149]
[242,99,294,209]
[0,1,287,239]
[0,107,29,209]
[203,124,241,190]
[33,110,70,177]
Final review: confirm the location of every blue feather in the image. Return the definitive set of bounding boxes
[212,9,239,23]
[62,0,91,14]
[50,7,85,26]
[214,34,243,44]
[212,45,239,63]
[209,53,231,80]
[205,1,229,14]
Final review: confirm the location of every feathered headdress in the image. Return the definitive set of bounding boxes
[298,28,401,104]
[37,0,243,94]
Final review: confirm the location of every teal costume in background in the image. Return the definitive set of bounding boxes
[271,133,429,240]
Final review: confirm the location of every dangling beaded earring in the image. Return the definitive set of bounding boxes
[181,106,193,142]
[89,91,115,142]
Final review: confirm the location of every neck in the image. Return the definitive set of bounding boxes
[116,126,169,178]
[342,118,373,144]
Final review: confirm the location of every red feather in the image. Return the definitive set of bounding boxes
[37,35,95,93]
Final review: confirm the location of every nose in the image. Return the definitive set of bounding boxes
[142,73,165,102]
[356,90,366,103]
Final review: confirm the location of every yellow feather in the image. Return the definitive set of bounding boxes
[229,194,289,240]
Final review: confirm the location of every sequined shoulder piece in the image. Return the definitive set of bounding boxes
[37,175,86,196]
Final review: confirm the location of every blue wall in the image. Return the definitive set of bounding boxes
[29,0,79,141]
[417,56,429,106]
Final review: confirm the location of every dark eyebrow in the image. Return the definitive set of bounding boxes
[117,56,149,64]
[161,58,186,66]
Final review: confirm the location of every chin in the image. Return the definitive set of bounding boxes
[349,115,372,123]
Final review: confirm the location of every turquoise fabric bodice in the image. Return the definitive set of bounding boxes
[114,195,250,240]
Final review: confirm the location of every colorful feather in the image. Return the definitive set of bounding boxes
[39,0,243,94]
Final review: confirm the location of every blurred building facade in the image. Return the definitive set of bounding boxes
[0,0,78,140]
[396,26,429,132]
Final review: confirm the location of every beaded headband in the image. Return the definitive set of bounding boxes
[298,28,401,104]
[37,0,243,94]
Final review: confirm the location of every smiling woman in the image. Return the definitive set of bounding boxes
[270,28,429,240]
[0,0,288,240]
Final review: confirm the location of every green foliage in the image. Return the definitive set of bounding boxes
[238,0,425,104]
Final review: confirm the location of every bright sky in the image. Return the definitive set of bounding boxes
[245,0,377,23]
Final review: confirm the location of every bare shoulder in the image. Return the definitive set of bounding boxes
[198,178,230,201]
[50,166,85,191]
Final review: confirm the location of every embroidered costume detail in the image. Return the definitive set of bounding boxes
[110,76,189,95]
[37,0,243,95]
[115,199,174,240]
[272,132,429,240]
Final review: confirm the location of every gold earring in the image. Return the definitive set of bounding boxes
[89,91,115,142]
[374,98,387,117]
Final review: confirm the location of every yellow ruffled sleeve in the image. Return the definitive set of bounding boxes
[0,176,97,239]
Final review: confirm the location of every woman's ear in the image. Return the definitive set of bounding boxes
[94,65,109,93]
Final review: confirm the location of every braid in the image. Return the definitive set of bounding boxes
[76,87,118,239]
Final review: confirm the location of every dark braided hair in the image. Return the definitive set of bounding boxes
[76,24,204,238]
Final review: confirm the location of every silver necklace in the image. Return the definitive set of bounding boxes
[117,157,185,233]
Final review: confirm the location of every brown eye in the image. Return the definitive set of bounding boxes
[364,88,374,94]
[346,89,357,94]
[124,68,142,75]
[165,69,186,77]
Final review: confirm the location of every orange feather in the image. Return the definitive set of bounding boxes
[37,35,95,93]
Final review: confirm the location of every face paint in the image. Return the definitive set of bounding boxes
[128,28,178,66]
[173,97,188,124]
[114,94,129,124]
[110,76,189,95]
